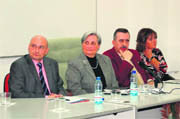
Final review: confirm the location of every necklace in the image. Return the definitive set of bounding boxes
[91,60,99,69]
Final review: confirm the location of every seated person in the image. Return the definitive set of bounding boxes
[9,35,66,98]
[136,28,180,119]
[136,28,168,80]
[66,32,119,95]
[103,28,148,87]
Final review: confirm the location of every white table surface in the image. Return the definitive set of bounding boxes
[0,98,133,119]
[114,82,180,110]
[80,81,180,111]
[1,80,180,119]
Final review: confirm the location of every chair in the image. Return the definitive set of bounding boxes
[4,73,10,92]
[47,37,81,89]
[47,37,81,96]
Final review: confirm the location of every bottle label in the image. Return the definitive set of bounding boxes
[94,96,103,104]
[130,82,138,96]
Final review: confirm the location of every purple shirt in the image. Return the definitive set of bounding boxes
[103,47,148,87]
[32,59,51,94]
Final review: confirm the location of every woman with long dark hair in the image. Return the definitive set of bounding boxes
[136,28,168,80]
[136,28,180,119]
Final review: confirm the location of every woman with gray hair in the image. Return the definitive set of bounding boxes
[66,32,119,95]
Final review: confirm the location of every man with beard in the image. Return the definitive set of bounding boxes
[103,28,148,88]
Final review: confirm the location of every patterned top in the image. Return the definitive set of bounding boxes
[140,48,168,78]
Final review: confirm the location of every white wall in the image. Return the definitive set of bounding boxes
[0,58,19,92]
[0,0,96,56]
[0,0,96,92]
[166,1,180,71]
[97,0,180,72]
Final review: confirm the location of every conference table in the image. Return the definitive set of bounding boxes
[107,83,180,110]
[1,79,180,119]
[78,81,180,109]
[0,97,135,119]
[78,80,180,118]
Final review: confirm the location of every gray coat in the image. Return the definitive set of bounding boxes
[66,53,119,95]
[9,54,66,98]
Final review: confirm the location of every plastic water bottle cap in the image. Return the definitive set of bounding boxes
[96,77,101,80]
[132,70,136,74]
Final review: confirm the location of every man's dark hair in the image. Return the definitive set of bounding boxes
[113,28,129,40]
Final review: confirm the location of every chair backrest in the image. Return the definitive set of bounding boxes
[47,37,81,89]
[4,73,10,92]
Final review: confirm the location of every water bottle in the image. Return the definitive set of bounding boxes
[94,77,103,104]
[130,70,138,96]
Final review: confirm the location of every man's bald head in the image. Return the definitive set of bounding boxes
[28,35,49,61]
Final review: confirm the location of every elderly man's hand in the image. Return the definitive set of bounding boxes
[47,93,63,98]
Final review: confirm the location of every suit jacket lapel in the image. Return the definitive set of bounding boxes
[26,55,40,83]
[43,58,52,90]
[80,53,96,80]
[96,54,108,80]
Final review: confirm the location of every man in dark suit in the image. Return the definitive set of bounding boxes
[9,35,66,98]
